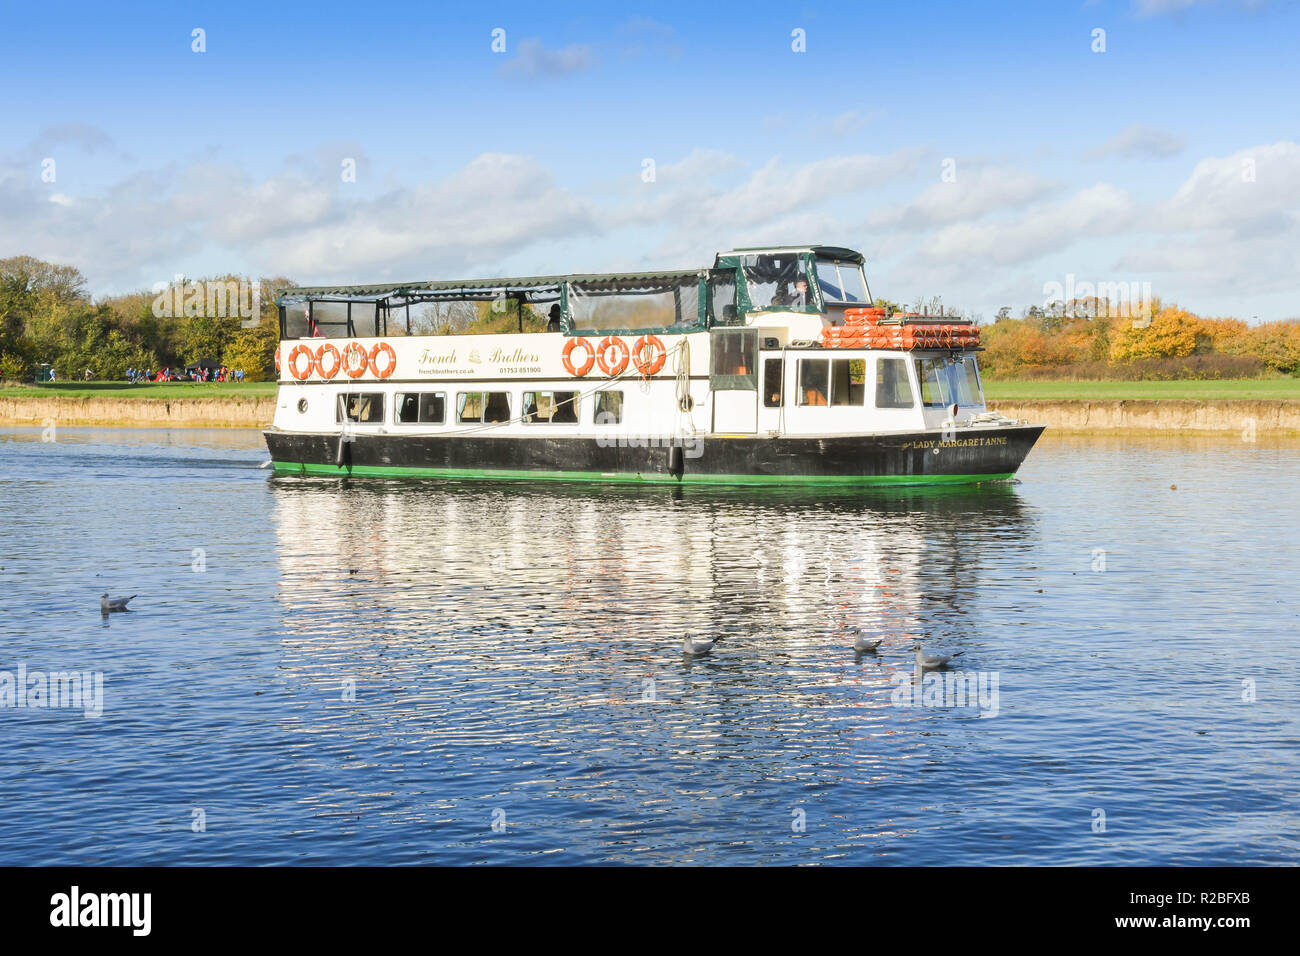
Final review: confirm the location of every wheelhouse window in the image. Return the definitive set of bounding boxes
[763,358,784,407]
[710,329,758,389]
[594,391,623,425]
[915,356,983,408]
[709,270,740,326]
[814,259,869,304]
[523,391,579,423]
[741,254,816,312]
[337,392,384,423]
[830,358,865,406]
[457,391,511,423]
[798,359,829,406]
[875,358,915,409]
[396,392,446,424]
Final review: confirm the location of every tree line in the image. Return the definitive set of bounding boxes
[3,255,1297,383]
[0,256,287,382]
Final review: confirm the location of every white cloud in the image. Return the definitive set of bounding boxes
[498,39,596,79]
[869,166,1059,229]
[1088,123,1185,159]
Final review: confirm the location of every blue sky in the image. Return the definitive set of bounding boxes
[1,0,1298,319]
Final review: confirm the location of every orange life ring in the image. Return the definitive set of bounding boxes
[287,343,315,381]
[274,346,281,373]
[341,341,369,379]
[596,335,630,377]
[562,337,596,377]
[369,342,397,379]
[631,334,667,376]
[315,343,341,380]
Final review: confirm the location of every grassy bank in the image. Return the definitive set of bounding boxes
[981,378,1300,401]
[0,381,278,400]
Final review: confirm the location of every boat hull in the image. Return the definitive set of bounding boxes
[263,425,1045,486]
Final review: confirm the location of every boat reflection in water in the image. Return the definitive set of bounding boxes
[266,479,1036,862]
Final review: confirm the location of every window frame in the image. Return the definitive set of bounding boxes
[797,358,830,407]
[395,391,447,425]
[522,390,580,424]
[336,392,385,424]
[594,390,624,425]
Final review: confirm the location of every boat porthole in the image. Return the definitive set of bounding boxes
[931,446,940,455]
[297,398,309,414]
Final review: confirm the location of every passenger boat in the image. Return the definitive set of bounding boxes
[263,245,1044,486]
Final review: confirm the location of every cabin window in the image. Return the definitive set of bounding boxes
[457,391,511,423]
[741,254,817,312]
[396,392,446,424]
[830,358,866,406]
[876,358,915,408]
[709,271,740,326]
[594,391,623,425]
[763,358,784,407]
[523,391,579,423]
[336,392,385,423]
[710,329,758,389]
[915,356,984,407]
[283,301,313,338]
[798,359,829,406]
[566,276,701,333]
[814,259,869,304]
[309,301,350,338]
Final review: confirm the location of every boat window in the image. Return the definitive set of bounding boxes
[566,275,702,333]
[830,358,866,406]
[876,358,915,408]
[458,391,511,423]
[709,270,740,326]
[957,355,984,405]
[523,391,579,423]
[594,391,623,424]
[798,359,829,406]
[710,329,758,389]
[311,301,350,338]
[814,259,869,304]
[336,392,385,423]
[763,358,784,407]
[282,301,313,338]
[396,392,445,424]
[742,254,817,312]
[915,356,982,408]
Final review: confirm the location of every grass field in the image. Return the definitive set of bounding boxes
[0,381,278,399]
[982,378,1300,401]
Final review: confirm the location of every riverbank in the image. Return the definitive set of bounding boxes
[1,382,1299,434]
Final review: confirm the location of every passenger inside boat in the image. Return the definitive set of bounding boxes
[546,304,562,332]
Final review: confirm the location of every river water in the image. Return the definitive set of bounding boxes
[0,426,1296,865]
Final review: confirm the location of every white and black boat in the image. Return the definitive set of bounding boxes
[264,245,1044,486]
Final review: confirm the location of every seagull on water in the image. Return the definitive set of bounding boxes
[682,634,718,657]
[101,593,136,614]
[853,632,884,654]
[914,642,962,671]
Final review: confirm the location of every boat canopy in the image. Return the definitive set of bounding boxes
[275,245,869,339]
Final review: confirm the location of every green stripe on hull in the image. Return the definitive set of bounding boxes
[271,461,1015,487]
